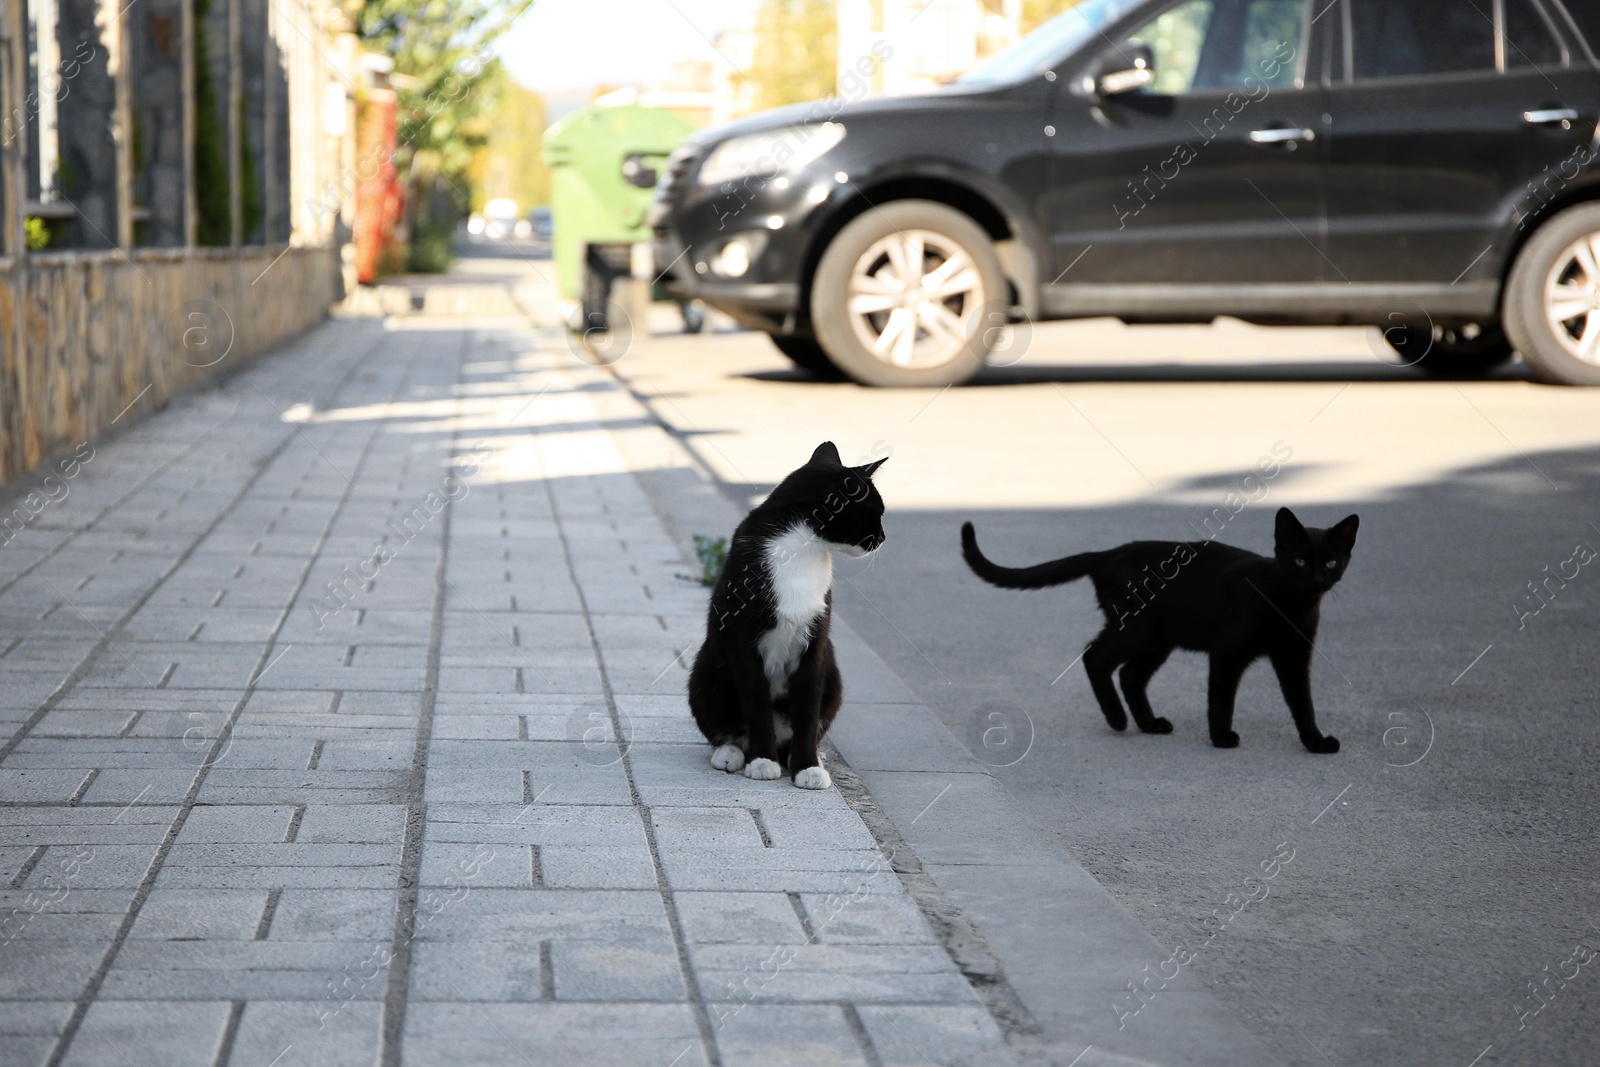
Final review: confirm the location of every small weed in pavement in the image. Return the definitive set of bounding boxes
[678,534,727,587]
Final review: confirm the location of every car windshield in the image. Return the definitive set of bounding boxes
[956,0,1138,85]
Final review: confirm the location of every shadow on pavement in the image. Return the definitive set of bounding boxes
[818,440,1599,1067]
[740,360,1540,387]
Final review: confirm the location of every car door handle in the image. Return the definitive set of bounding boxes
[1249,127,1316,144]
[1524,108,1579,126]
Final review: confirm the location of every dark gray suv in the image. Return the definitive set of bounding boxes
[652,0,1600,386]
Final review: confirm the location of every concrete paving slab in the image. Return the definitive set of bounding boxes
[0,278,1244,1067]
[400,1002,711,1067]
[56,1000,231,1067]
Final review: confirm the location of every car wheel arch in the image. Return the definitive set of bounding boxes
[1498,174,1600,291]
[793,173,1042,332]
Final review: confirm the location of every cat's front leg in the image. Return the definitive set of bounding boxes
[710,740,747,772]
[1206,653,1250,748]
[1269,646,1339,754]
[732,659,783,780]
[782,656,830,790]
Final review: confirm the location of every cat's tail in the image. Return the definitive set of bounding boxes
[960,522,1103,590]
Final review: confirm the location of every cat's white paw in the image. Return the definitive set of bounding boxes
[710,744,746,772]
[744,757,781,781]
[793,766,831,790]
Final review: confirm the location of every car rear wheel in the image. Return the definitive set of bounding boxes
[1385,323,1514,377]
[810,200,1006,387]
[1505,203,1600,386]
[767,335,844,379]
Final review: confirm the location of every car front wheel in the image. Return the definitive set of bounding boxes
[1505,204,1600,386]
[810,200,1007,387]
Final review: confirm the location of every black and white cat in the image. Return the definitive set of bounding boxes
[961,507,1357,753]
[688,442,887,788]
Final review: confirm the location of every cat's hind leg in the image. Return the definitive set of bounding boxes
[1119,644,1174,734]
[1082,630,1133,732]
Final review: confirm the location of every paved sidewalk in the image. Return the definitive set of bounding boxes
[0,307,1021,1066]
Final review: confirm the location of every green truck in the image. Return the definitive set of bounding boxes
[544,103,702,354]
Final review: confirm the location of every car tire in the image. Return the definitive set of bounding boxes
[1386,324,1514,378]
[1504,203,1600,386]
[810,200,1007,387]
[768,335,845,379]
[681,300,705,335]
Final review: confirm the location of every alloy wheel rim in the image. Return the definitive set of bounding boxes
[845,229,985,370]
[1543,232,1600,365]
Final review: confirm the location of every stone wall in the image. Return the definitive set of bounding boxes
[0,245,337,484]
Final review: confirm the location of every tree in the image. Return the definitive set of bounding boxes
[751,0,838,110]
[352,0,532,269]
[468,77,551,215]
[1023,0,1085,34]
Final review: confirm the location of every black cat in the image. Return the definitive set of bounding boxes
[689,442,887,788]
[960,507,1358,753]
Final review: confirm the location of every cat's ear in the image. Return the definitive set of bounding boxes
[855,457,887,480]
[809,441,842,466]
[1274,507,1308,549]
[1328,514,1359,552]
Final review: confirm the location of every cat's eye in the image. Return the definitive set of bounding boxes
[1325,560,1338,570]
[1294,559,1306,567]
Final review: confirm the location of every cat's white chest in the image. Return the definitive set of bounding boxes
[758,524,832,696]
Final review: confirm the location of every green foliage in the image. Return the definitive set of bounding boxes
[239,94,264,242]
[353,0,530,270]
[25,217,52,251]
[193,0,230,246]
[25,209,72,251]
[752,0,838,110]
[53,157,77,200]
[407,218,455,272]
[353,0,530,181]
[403,171,469,273]
[691,535,728,587]
[472,77,550,212]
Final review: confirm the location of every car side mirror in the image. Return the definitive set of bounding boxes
[622,154,659,189]
[1090,42,1154,97]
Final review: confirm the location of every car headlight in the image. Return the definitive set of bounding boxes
[696,123,846,188]
[710,232,769,277]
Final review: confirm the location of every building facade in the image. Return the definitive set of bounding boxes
[837,0,1024,95]
[0,0,366,484]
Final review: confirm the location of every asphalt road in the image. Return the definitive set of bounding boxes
[613,312,1600,1067]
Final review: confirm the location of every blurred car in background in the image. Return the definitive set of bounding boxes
[482,199,520,240]
[529,206,554,241]
[652,0,1600,386]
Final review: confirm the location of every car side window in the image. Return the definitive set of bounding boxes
[1130,0,1215,95]
[1347,0,1496,80]
[1129,0,1304,96]
[1504,0,1567,68]
[1559,3,1600,57]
